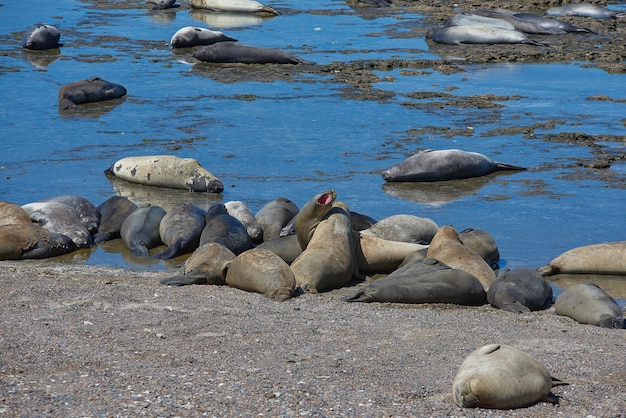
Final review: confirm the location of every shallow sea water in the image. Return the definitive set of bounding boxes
[1,0,625,303]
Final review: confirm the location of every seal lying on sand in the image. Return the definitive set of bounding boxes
[199,203,252,255]
[343,257,486,305]
[452,344,567,409]
[106,155,224,193]
[170,26,236,48]
[22,201,92,248]
[0,224,77,260]
[0,201,33,226]
[555,283,624,329]
[21,24,62,50]
[545,3,626,19]
[193,41,312,64]
[190,0,280,15]
[160,242,236,286]
[58,77,127,110]
[487,267,553,313]
[537,241,626,276]
[382,149,526,182]
[360,214,438,244]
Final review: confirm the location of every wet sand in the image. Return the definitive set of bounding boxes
[1,261,624,416]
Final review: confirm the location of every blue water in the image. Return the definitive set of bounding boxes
[1,0,625,303]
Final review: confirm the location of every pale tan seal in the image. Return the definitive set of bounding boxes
[537,241,626,276]
[0,201,33,226]
[452,343,566,409]
[427,225,496,289]
[190,0,280,15]
[294,189,337,250]
[555,283,624,329]
[224,248,296,301]
[291,201,358,293]
[106,155,223,193]
[352,233,428,275]
[160,242,236,286]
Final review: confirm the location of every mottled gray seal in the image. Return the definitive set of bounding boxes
[193,41,312,64]
[199,203,252,255]
[255,197,299,241]
[42,194,100,233]
[452,344,566,409]
[106,155,223,193]
[120,205,167,257]
[382,149,526,182]
[487,268,553,313]
[190,0,280,15]
[291,202,358,293]
[343,257,486,305]
[147,0,177,10]
[537,241,626,276]
[458,227,500,268]
[545,3,626,19]
[0,224,77,260]
[294,189,337,250]
[21,201,92,248]
[224,200,263,243]
[426,25,548,46]
[427,225,496,289]
[94,196,138,244]
[21,24,62,50]
[555,283,623,329]
[360,214,439,244]
[170,26,236,48]
[153,203,206,259]
[160,242,236,286]
[58,77,127,110]
[0,201,33,226]
[224,248,296,301]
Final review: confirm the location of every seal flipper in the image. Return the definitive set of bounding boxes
[160,274,208,286]
[341,288,372,302]
[152,241,182,259]
[494,162,527,171]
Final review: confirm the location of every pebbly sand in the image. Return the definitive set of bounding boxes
[0,261,623,417]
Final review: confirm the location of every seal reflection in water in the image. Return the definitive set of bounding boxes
[58,77,127,110]
[452,344,567,409]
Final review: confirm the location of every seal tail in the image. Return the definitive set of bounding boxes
[536,264,554,277]
[495,162,527,171]
[152,242,182,260]
[341,289,373,302]
[524,39,550,47]
[576,27,597,34]
[160,274,208,286]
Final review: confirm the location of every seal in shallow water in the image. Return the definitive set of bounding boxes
[21,24,62,50]
[426,25,548,46]
[537,241,626,276]
[121,205,167,257]
[224,248,296,301]
[452,343,566,409]
[382,149,526,182]
[106,155,223,193]
[190,0,280,15]
[545,3,626,19]
[21,201,92,248]
[555,283,624,329]
[153,203,206,260]
[170,26,236,48]
[42,194,100,234]
[94,196,138,244]
[193,41,312,64]
[58,77,127,110]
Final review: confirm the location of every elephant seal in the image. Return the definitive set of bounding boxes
[426,25,548,46]
[487,268,553,313]
[199,203,252,255]
[224,248,296,301]
[106,155,223,193]
[427,225,496,289]
[21,201,92,248]
[224,200,263,243]
[21,24,62,50]
[452,344,566,409]
[444,12,517,31]
[291,202,359,293]
[121,205,167,257]
[458,227,500,268]
[255,197,299,241]
[94,196,138,244]
[555,283,624,329]
[153,203,206,260]
[58,77,127,110]
[510,12,595,34]
[537,241,626,276]
[147,0,177,10]
[349,211,377,231]
[545,3,626,19]
[0,224,77,260]
[343,257,486,305]
[160,242,236,286]
[42,194,100,233]
[382,149,526,182]
[360,214,439,244]
[472,9,570,34]
[294,190,337,250]
[353,232,428,275]
[256,234,302,264]
[190,0,280,15]
[170,26,236,48]
[0,201,33,226]
[193,41,313,64]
